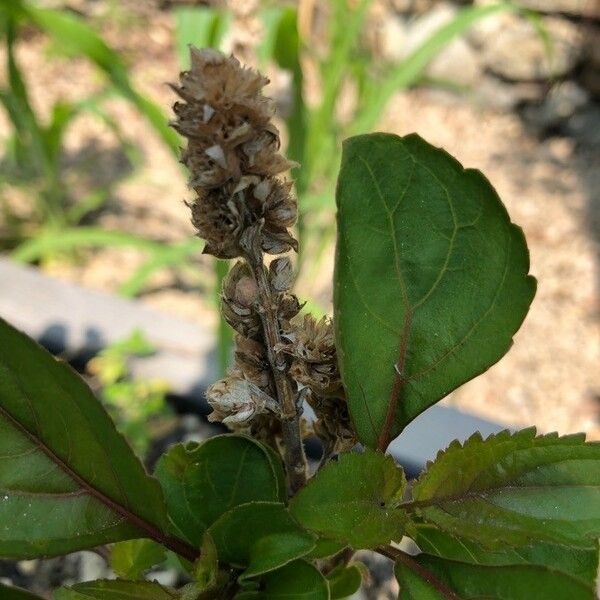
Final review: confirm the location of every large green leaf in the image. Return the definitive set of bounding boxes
[53,580,179,600]
[0,318,185,559]
[415,527,599,587]
[155,435,285,546]
[0,583,44,599]
[290,449,407,549]
[208,501,316,579]
[235,560,329,600]
[395,552,598,599]
[408,428,600,548]
[334,133,536,448]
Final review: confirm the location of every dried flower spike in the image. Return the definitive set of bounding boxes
[172,47,298,258]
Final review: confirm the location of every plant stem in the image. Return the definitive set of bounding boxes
[245,249,307,494]
[215,259,232,376]
[376,546,461,600]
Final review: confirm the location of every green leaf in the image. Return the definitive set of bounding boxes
[327,563,365,599]
[0,317,176,559]
[259,442,287,504]
[53,580,179,600]
[305,537,346,560]
[290,449,407,549]
[269,7,307,186]
[394,552,599,600]
[111,539,166,580]
[155,435,285,546]
[415,526,599,587]
[409,428,600,548]
[208,501,316,578]
[395,562,447,600]
[0,582,44,599]
[235,560,329,600]
[334,133,535,448]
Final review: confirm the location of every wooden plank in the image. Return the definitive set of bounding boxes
[0,258,218,398]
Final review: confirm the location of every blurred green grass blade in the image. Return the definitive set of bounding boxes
[17,1,180,156]
[77,92,142,167]
[66,188,110,225]
[2,15,49,176]
[12,226,164,262]
[305,0,371,181]
[5,14,31,112]
[272,7,307,184]
[43,100,77,165]
[522,9,555,80]
[119,238,203,298]
[174,5,231,66]
[352,2,516,133]
[257,7,285,68]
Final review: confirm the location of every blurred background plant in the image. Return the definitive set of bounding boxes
[86,329,173,457]
[0,0,204,297]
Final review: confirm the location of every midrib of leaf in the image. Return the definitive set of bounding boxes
[400,472,600,532]
[67,582,179,599]
[0,390,198,562]
[385,546,462,600]
[423,555,593,596]
[355,156,414,451]
[405,480,600,512]
[353,152,477,450]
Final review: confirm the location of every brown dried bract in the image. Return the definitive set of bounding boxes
[206,375,278,427]
[286,315,343,398]
[221,261,262,338]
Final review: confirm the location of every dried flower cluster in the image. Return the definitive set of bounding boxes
[172,48,297,258]
[173,47,354,466]
[286,316,356,456]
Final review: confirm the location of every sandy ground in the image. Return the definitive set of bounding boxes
[1,5,598,441]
